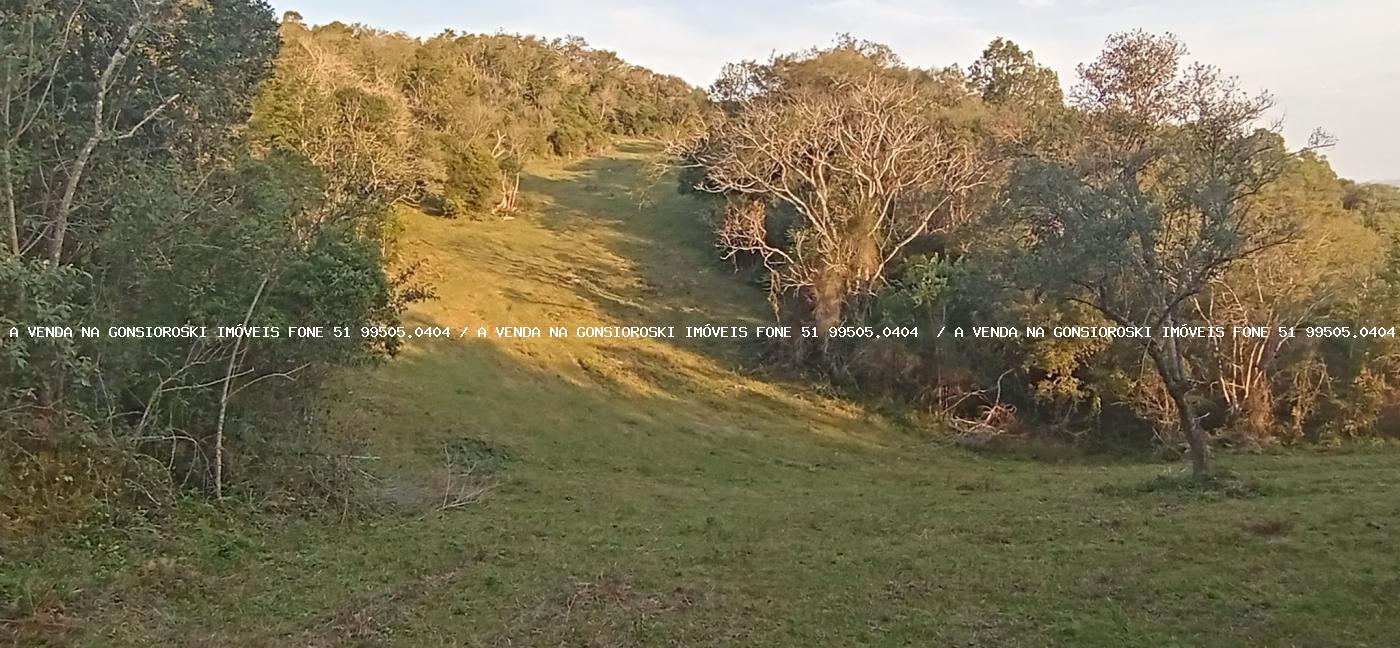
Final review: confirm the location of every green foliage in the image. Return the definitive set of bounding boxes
[251,20,705,219]
[549,104,608,157]
[274,225,400,356]
[968,37,1063,111]
[0,259,89,411]
[436,140,501,217]
[692,31,1400,456]
[873,255,967,329]
[0,1,414,522]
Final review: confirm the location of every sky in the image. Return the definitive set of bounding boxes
[269,0,1399,182]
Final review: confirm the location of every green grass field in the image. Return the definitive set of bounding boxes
[6,142,1400,646]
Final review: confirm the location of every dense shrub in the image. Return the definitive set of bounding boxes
[0,1,420,527]
[438,141,502,217]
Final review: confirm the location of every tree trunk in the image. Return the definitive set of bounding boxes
[213,352,233,499]
[811,268,846,339]
[49,136,99,263]
[212,275,270,500]
[50,2,161,263]
[2,145,19,255]
[1166,376,1212,478]
[1149,335,1213,479]
[1237,376,1274,443]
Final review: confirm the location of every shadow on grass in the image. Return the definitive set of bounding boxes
[518,144,768,358]
[1095,468,1289,500]
[943,431,1163,468]
[331,334,891,488]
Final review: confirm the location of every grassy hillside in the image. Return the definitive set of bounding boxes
[7,142,1400,646]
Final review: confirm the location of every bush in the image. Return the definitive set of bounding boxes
[438,140,501,217]
[549,102,607,157]
[0,435,170,543]
[0,259,90,418]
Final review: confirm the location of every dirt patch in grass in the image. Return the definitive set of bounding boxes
[1244,518,1296,537]
[498,571,705,646]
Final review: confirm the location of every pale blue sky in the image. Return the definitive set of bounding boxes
[269,0,1398,181]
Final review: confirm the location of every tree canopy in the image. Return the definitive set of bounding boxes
[683,32,1400,470]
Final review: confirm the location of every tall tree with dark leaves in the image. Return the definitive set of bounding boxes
[1007,31,1326,476]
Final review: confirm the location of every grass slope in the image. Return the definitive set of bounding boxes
[7,142,1400,646]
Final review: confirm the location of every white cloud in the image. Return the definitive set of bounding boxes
[809,0,964,25]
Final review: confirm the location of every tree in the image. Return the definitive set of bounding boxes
[687,73,990,337]
[0,0,280,417]
[250,19,427,217]
[1007,31,1317,477]
[968,38,1063,111]
[0,0,279,266]
[437,139,501,216]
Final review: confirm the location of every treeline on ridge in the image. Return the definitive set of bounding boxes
[255,13,706,218]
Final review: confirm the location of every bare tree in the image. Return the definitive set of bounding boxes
[1192,206,1379,442]
[683,76,990,335]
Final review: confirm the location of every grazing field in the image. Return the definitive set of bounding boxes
[6,143,1399,647]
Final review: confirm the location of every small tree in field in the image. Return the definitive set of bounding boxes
[1008,31,1323,477]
